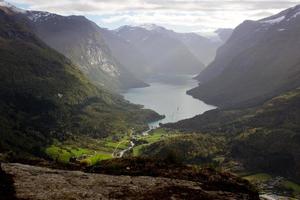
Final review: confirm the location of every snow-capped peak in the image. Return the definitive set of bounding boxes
[115,24,166,33]
[139,24,163,31]
[115,25,136,32]
[260,16,285,24]
[288,5,300,20]
[0,0,26,13]
[26,11,55,22]
[259,4,300,25]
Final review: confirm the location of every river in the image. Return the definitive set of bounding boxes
[123,74,216,128]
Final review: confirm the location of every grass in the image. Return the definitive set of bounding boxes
[243,173,300,198]
[45,145,113,165]
[213,156,225,164]
[243,173,272,182]
[139,129,176,143]
[103,136,130,150]
[45,133,132,165]
[45,146,81,163]
[132,128,179,157]
[282,181,300,196]
[133,145,146,157]
[45,129,180,165]
[81,153,113,166]
[144,132,165,143]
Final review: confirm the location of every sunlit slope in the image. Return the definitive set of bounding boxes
[164,88,300,179]
[0,7,161,157]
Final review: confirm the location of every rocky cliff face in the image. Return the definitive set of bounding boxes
[1,163,259,200]
[24,11,146,91]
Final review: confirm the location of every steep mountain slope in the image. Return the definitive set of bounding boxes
[164,27,232,66]
[24,11,146,91]
[99,27,152,79]
[214,28,233,43]
[164,88,300,180]
[110,25,205,77]
[102,24,230,80]
[190,5,300,108]
[0,5,160,158]
[174,32,220,66]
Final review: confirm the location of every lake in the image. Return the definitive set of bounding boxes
[123,75,216,128]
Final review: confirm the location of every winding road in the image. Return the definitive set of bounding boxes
[112,141,135,158]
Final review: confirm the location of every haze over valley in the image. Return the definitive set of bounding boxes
[0,1,300,199]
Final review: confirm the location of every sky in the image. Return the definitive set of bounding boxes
[5,0,300,35]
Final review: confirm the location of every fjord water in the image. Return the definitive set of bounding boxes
[123,75,216,128]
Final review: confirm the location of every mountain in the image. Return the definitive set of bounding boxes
[167,28,232,66]
[214,28,233,42]
[189,5,300,108]
[0,4,161,158]
[99,27,151,79]
[163,88,300,181]
[23,10,147,91]
[101,24,232,80]
[102,25,206,79]
[115,24,205,76]
[173,32,220,66]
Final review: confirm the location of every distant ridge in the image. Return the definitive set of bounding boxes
[189,4,300,108]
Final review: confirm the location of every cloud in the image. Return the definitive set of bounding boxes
[6,0,300,33]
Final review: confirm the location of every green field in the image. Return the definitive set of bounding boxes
[45,134,131,165]
[44,129,174,165]
[282,181,300,197]
[132,128,179,157]
[45,145,113,164]
[244,173,272,182]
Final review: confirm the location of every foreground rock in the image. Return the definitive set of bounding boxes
[1,163,259,200]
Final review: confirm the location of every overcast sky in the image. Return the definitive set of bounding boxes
[6,0,300,35]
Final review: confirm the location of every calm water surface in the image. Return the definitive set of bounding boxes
[123,75,216,128]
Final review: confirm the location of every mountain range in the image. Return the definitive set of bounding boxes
[101,24,231,80]
[189,5,300,108]
[164,88,300,181]
[1,0,300,199]
[4,0,230,88]
[23,10,147,92]
[161,5,300,191]
[0,3,161,158]
[17,8,228,90]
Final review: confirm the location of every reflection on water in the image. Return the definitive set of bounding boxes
[123,75,216,128]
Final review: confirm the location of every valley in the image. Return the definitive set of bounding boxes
[0,1,300,199]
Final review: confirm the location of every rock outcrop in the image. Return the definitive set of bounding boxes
[1,163,259,200]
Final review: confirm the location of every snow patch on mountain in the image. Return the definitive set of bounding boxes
[260,16,285,24]
[115,25,136,32]
[290,9,300,19]
[277,28,286,32]
[139,24,162,31]
[27,12,54,22]
[142,36,149,41]
[258,4,300,25]
[116,24,166,33]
